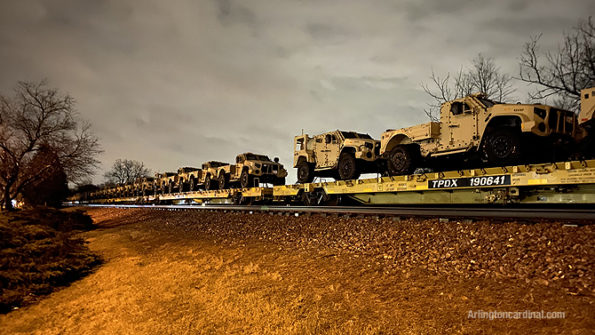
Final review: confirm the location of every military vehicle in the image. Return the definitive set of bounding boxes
[293,130,381,183]
[135,176,154,196]
[380,93,580,175]
[154,172,177,195]
[202,161,229,190]
[176,167,201,192]
[215,153,288,190]
[578,87,595,157]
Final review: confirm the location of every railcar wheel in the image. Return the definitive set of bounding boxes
[387,145,416,176]
[218,173,228,190]
[338,153,359,180]
[297,161,314,183]
[482,128,521,164]
[240,170,253,188]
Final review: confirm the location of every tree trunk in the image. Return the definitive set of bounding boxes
[3,183,13,210]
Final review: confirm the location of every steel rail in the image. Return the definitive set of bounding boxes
[80,204,595,221]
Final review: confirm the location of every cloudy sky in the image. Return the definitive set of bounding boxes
[0,0,593,183]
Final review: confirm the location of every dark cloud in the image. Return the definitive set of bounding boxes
[0,0,592,183]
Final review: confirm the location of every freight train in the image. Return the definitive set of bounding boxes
[72,88,595,206]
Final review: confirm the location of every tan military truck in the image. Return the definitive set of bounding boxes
[176,167,202,192]
[578,87,595,157]
[580,87,595,130]
[134,176,154,196]
[293,130,381,183]
[380,93,579,175]
[202,161,229,190]
[153,172,177,195]
[215,153,288,190]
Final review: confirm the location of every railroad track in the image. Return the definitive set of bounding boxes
[80,204,595,221]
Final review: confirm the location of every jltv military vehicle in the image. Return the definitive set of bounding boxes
[202,161,229,190]
[176,167,201,192]
[135,176,154,196]
[154,172,177,195]
[293,130,380,183]
[578,87,595,157]
[216,153,288,190]
[380,93,579,175]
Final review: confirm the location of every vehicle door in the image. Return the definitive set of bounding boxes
[446,101,478,150]
[326,133,341,168]
[314,134,328,168]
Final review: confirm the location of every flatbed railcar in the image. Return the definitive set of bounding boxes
[70,159,595,207]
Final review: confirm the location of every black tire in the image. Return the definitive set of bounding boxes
[387,145,417,176]
[274,177,286,186]
[189,178,196,192]
[205,175,215,191]
[482,128,522,164]
[297,161,314,183]
[161,183,167,195]
[240,169,253,188]
[337,152,359,180]
[168,182,174,194]
[218,173,228,190]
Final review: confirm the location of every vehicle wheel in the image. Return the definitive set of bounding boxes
[482,128,522,164]
[205,175,215,191]
[240,170,253,188]
[387,145,416,176]
[274,177,286,186]
[168,182,173,194]
[189,178,195,192]
[218,173,228,190]
[161,184,167,195]
[297,161,314,183]
[338,152,359,180]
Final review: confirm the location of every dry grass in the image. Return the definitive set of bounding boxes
[0,208,593,334]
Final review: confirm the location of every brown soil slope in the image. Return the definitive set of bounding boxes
[0,208,593,334]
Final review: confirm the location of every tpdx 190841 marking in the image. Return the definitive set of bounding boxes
[428,175,511,189]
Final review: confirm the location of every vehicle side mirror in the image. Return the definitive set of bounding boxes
[274,157,279,163]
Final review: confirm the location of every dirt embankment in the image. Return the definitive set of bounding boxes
[0,208,593,334]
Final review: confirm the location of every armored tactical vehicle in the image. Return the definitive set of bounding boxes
[216,153,288,190]
[154,172,177,195]
[135,176,154,196]
[202,161,229,190]
[380,93,579,175]
[176,167,201,192]
[578,87,595,157]
[293,130,381,183]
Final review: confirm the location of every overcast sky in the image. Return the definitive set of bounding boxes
[0,0,593,184]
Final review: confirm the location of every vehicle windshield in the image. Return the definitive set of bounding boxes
[341,131,372,139]
[477,97,496,108]
[245,154,270,161]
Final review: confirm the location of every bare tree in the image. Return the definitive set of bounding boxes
[422,54,514,121]
[0,80,101,210]
[519,17,594,111]
[104,159,151,184]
